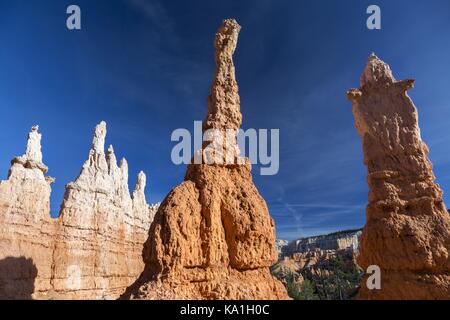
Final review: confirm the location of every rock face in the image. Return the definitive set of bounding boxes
[124,19,288,300]
[0,126,55,299]
[0,123,157,299]
[282,229,362,257]
[51,122,156,299]
[272,230,363,300]
[272,247,362,300]
[347,54,450,299]
[275,239,289,255]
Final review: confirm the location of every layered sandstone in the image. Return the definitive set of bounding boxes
[347,54,450,299]
[282,229,362,257]
[272,229,362,300]
[0,123,157,299]
[123,19,288,300]
[51,122,156,299]
[271,247,361,300]
[0,126,55,298]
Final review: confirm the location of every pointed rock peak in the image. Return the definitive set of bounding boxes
[119,158,128,170]
[215,19,241,58]
[120,158,129,181]
[106,144,119,172]
[25,125,43,163]
[203,19,242,136]
[92,121,107,154]
[360,53,396,87]
[134,171,146,192]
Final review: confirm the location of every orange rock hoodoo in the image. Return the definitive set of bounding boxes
[348,54,450,299]
[124,19,289,300]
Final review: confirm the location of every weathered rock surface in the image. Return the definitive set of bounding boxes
[281,229,362,257]
[0,124,157,299]
[123,19,288,300]
[0,126,55,299]
[347,54,450,299]
[272,247,362,300]
[275,239,289,255]
[272,230,363,300]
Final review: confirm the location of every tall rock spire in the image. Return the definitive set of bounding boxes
[122,19,288,300]
[204,19,242,132]
[199,19,242,165]
[54,121,156,299]
[0,126,54,299]
[8,125,50,180]
[348,54,450,299]
[0,122,157,299]
[132,171,147,212]
[92,121,106,154]
[25,125,43,163]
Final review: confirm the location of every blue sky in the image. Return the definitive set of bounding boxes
[1,0,450,240]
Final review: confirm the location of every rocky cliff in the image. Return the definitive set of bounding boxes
[0,126,56,299]
[123,19,288,300]
[272,230,362,300]
[0,123,157,299]
[347,54,450,299]
[281,229,362,257]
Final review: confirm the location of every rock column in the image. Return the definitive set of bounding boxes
[123,19,288,300]
[348,54,450,299]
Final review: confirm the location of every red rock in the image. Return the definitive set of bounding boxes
[348,54,450,299]
[123,19,288,300]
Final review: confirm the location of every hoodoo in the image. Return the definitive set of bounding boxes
[52,121,157,299]
[0,126,55,299]
[0,123,158,299]
[123,19,288,300]
[348,54,450,299]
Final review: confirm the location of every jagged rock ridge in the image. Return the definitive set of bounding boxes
[123,19,288,300]
[347,54,450,299]
[0,123,158,299]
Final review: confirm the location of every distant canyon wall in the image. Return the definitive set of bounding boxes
[281,229,362,257]
[0,123,158,299]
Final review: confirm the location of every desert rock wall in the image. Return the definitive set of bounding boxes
[0,123,157,299]
[282,229,362,256]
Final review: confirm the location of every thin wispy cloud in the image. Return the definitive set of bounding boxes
[127,0,176,37]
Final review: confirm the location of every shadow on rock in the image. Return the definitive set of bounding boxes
[0,256,37,300]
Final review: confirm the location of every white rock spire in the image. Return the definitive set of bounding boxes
[25,125,43,163]
[92,121,106,154]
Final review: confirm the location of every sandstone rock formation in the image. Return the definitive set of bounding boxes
[347,54,450,299]
[275,239,289,255]
[272,247,361,300]
[272,229,362,300]
[0,123,158,299]
[0,126,55,299]
[123,19,288,300]
[51,122,156,299]
[282,229,362,257]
